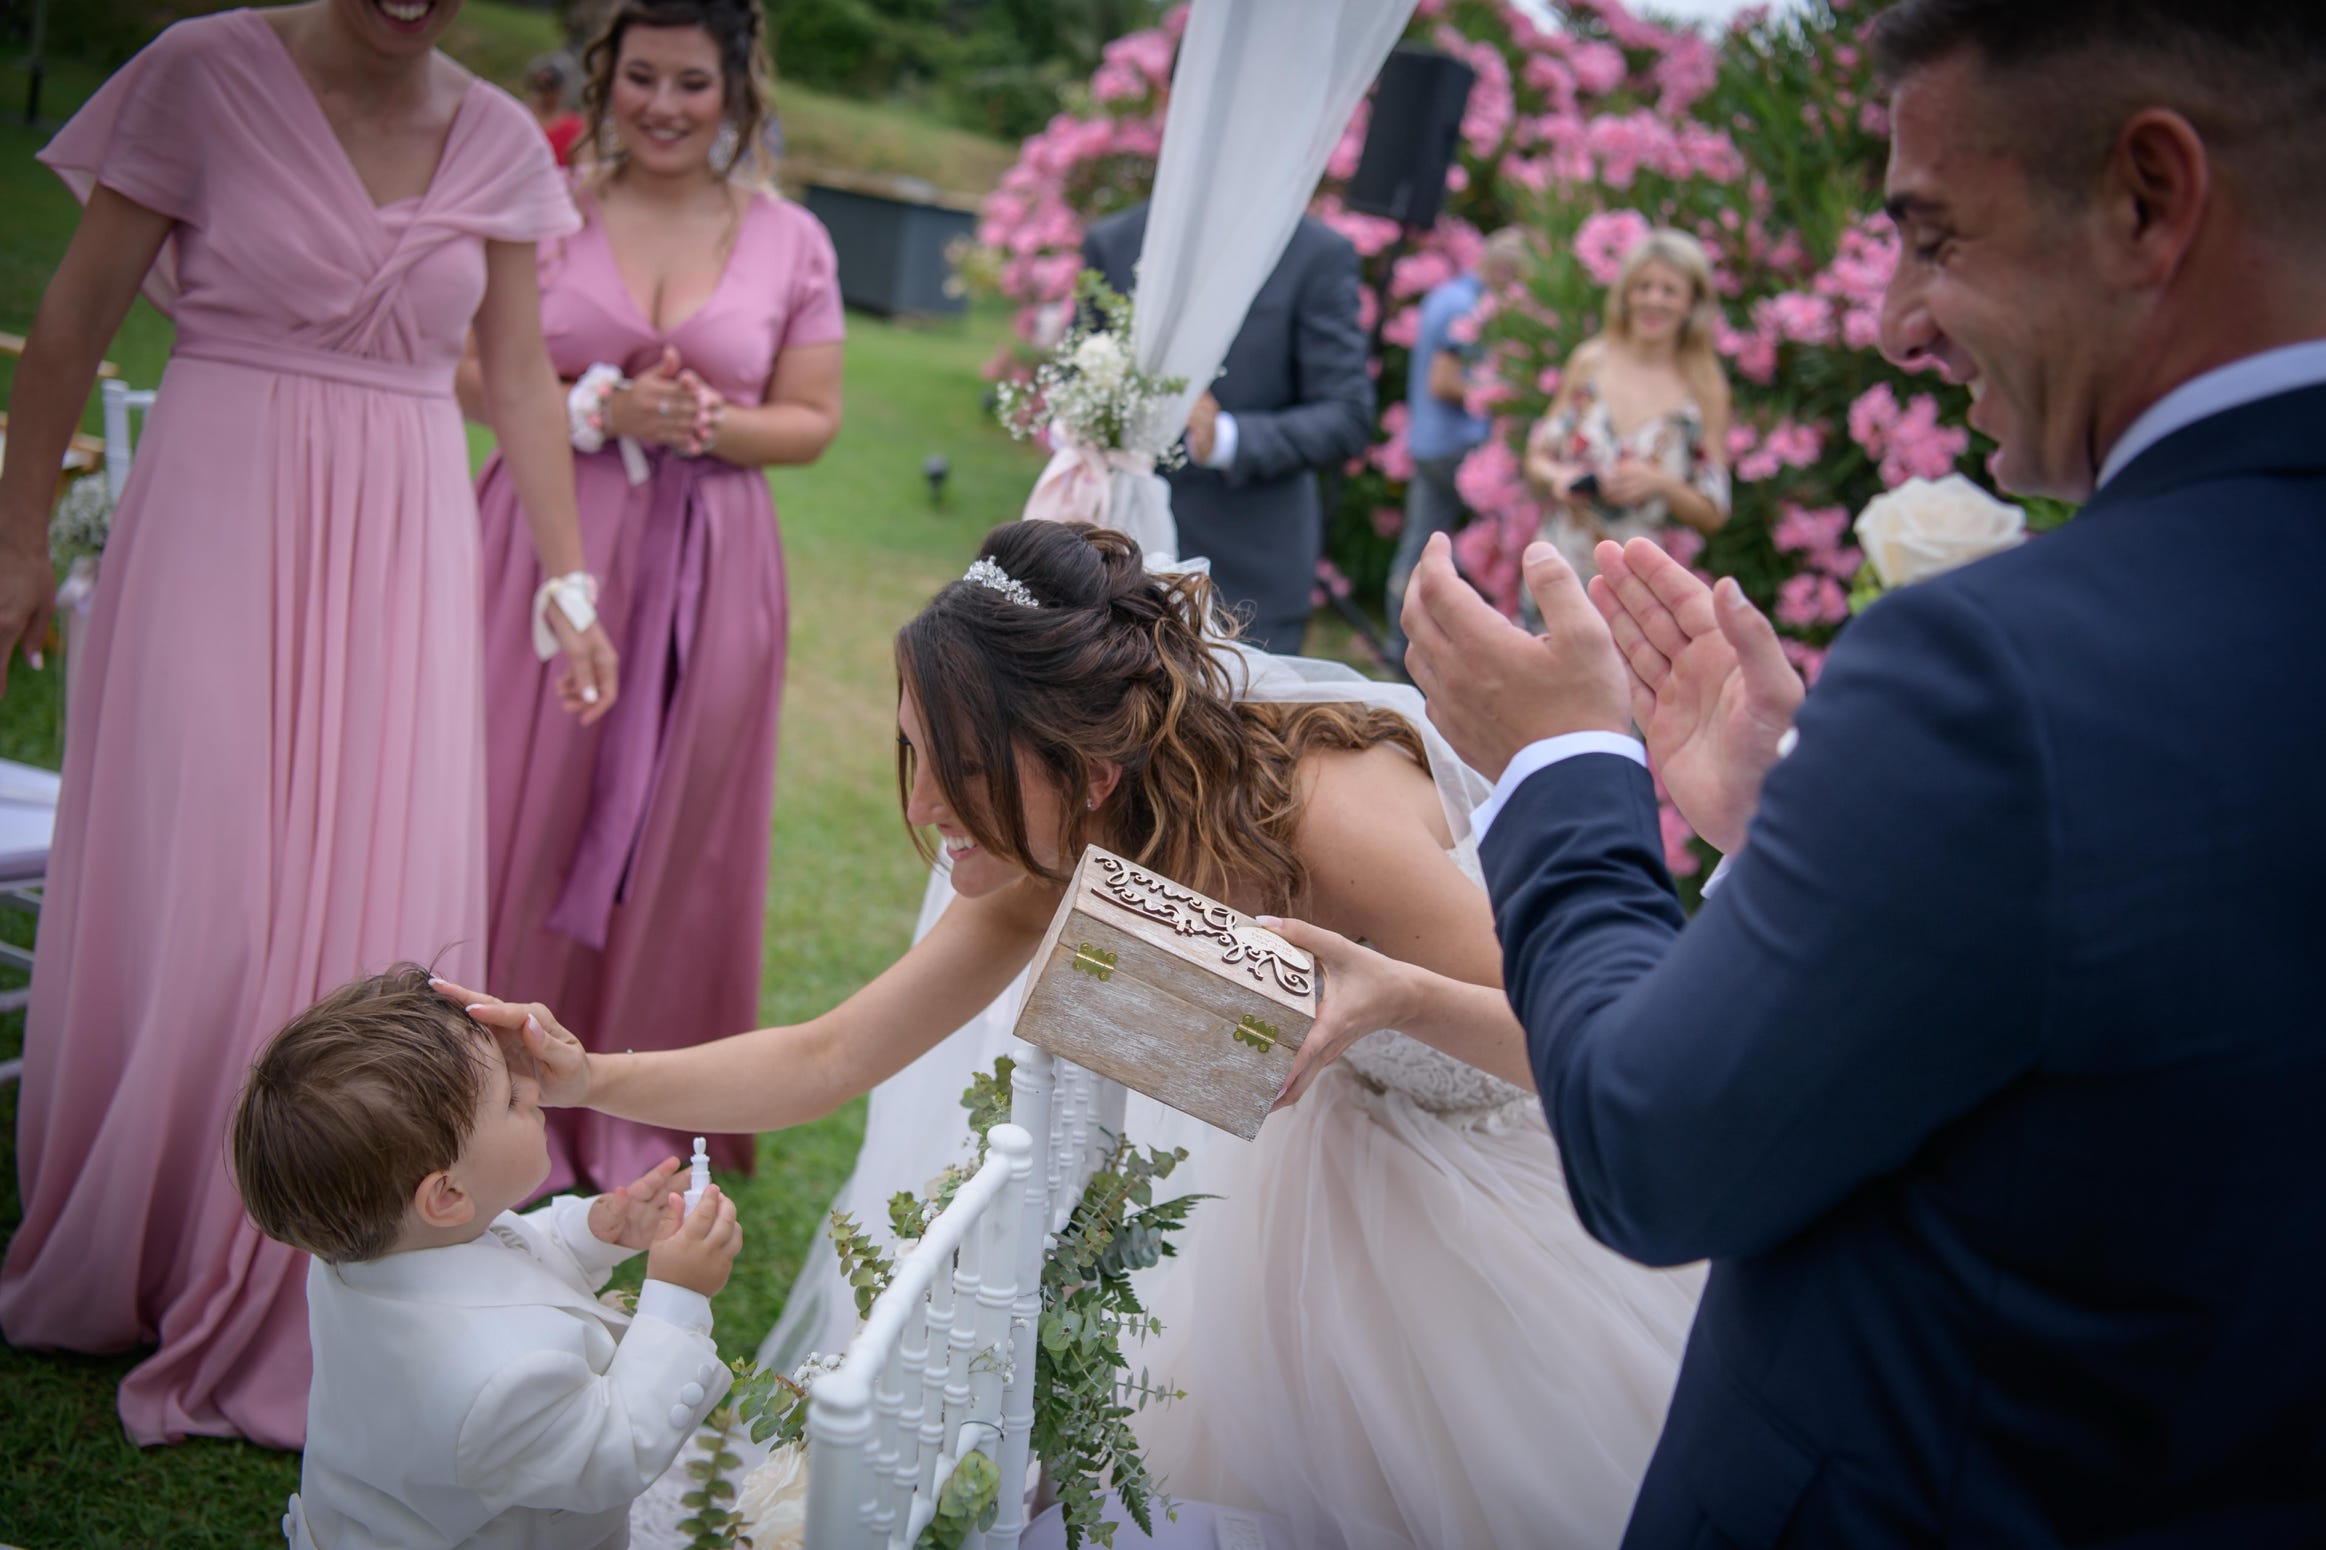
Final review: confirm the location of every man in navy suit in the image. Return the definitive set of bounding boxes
[1400,0,2326,1543]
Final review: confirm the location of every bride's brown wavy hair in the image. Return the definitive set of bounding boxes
[896,523,1425,915]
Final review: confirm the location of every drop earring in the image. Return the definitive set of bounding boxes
[710,121,740,173]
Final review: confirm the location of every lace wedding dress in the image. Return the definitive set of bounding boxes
[1127,847,1705,1549]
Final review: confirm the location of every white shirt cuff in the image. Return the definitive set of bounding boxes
[1202,410,1239,471]
[550,1193,638,1278]
[635,1278,715,1336]
[1472,731,1647,843]
[1699,852,1735,896]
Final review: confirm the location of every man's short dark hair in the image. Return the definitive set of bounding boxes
[1870,0,2326,234]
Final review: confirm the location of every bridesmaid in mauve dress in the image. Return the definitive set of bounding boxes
[460,0,844,1194]
[0,1,617,1448]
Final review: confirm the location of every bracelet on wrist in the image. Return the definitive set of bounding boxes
[531,569,600,662]
[566,364,628,455]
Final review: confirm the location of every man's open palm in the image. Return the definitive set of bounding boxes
[1587,538,1803,855]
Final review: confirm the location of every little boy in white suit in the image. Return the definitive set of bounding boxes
[231,963,744,1549]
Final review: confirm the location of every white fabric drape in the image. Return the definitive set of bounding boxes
[1029,0,1418,561]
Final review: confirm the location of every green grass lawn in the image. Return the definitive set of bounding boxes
[0,41,1043,1547]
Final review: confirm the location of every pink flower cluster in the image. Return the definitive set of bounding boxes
[1735,417,1825,483]
[1576,111,1746,190]
[1814,218,1898,352]
[1574,208,1653,286]
[1848,383,1969,486]
[1435,25,1516,158]
[1754,290,1835,348]
[1090,30,1173,105]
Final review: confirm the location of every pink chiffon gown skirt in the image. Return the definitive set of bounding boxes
[0,11,576,1447]
[474,189,843,1193]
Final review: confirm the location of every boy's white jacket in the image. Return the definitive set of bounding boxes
[285,1194,730,1549]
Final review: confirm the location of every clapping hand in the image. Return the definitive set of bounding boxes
[589,1156,684,1251]
[609,346,700,449]
[432,977,594,1108]
[1586,537,1802,854]
[675,368,725,457]
[1595,458,1667,508]
[1400,533,1631,781]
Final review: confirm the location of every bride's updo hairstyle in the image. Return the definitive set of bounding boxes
[896,522,1424,915]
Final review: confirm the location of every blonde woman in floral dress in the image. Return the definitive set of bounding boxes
[1527,228,1734,589]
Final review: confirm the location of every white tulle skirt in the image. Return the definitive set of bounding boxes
[1129,1065,1704,1549]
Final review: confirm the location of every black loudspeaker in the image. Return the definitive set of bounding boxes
[1345,46,1477,231]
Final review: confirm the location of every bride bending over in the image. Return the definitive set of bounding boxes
[449,520,1702,1546]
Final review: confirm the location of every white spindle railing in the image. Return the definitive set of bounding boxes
[806,1046,1126,1548]
[806,1123,1033,1548]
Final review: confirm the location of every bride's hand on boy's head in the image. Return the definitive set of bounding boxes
[428,977,593,1107]
[1258,916,1415,1112]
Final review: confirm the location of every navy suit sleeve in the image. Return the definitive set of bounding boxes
[1222,233,1375,485]
[1482,581,2053,1266]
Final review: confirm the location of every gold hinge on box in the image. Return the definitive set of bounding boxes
[1070,942,1117,981]
[1231,1014,1279,1053]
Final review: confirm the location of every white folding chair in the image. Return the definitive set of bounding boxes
[0,758,58,1076]
[805,1121,1034,1549]
[804,1046,1127,1548]
[101,377,157,501]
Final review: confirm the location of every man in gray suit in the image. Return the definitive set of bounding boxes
[1082,204,1374,652]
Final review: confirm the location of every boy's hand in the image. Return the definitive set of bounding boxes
[588,1157,683,1252]
[431,978,592,1107]
[645,1184,741,1300]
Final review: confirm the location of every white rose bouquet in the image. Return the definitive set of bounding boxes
[1851,473,2026,607]
[1004,273,1190,545]
[997,271,1186,460]
[734,1438,810,1550]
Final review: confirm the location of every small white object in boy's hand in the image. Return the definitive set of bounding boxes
[684,1137,710,1213]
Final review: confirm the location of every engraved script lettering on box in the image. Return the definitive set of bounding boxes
[1091,856,1316,997]
[1011,847,1320,1140]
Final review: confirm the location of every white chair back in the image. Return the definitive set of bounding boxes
[806,1123,1035,1549]
[100,378,157,503]
[804,1048,1127,1549]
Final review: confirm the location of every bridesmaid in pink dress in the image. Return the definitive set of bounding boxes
[0,1,619,1448]
[460,0,844,1193]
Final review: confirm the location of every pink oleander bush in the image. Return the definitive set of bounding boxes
[966,0,2056,882]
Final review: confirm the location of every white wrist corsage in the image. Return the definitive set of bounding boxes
[567,363,650,485]
[532,570,601,662]
[567,364,624,453]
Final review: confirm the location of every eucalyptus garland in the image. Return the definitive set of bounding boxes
[727,1057,1204,1550]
